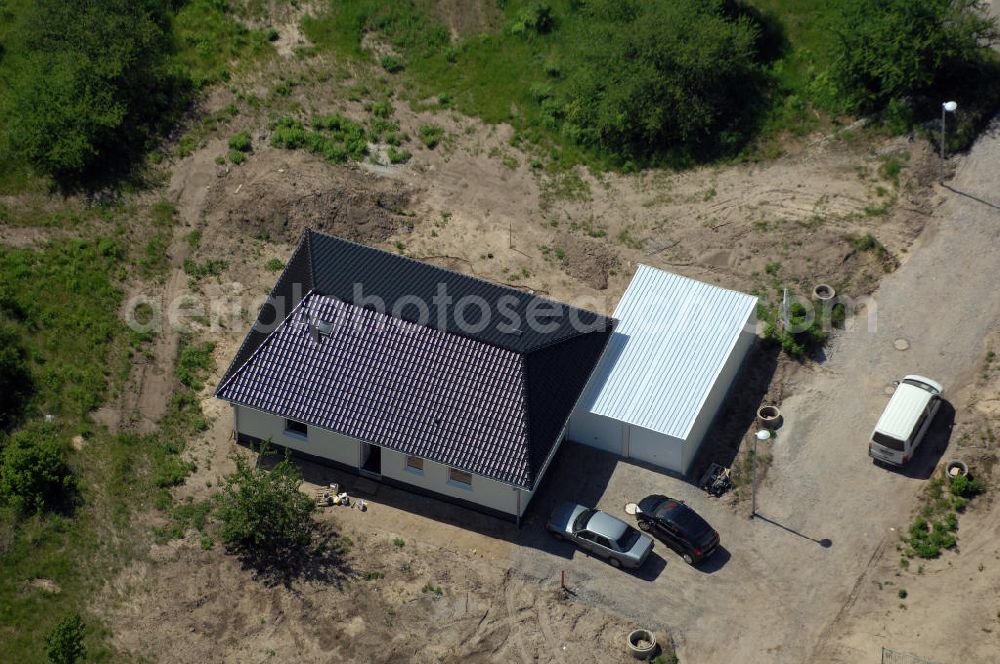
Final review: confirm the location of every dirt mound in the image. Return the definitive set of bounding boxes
[203,151,415,248]
[554,232,620,290]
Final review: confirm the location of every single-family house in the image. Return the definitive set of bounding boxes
[216,229,616,522]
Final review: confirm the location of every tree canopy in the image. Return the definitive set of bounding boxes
[216,446,316,567]
[562,0,767,164]
[0,429,75,514]
[828,0,999,114]
[6,0,183,180]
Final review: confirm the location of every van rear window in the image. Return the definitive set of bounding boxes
[873,432,905,451]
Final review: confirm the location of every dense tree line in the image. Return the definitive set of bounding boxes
[2,0,998,180]
[559,0,769,164]
[4,0,185,181]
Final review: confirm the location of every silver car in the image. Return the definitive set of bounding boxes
[546,502,654,569]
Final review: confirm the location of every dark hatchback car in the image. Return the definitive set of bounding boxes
[635,495,719,565]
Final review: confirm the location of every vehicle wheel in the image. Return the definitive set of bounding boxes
[637,519,651,532]
[551,532,565,541]
[608,556,621,568]
[682,553,694,565]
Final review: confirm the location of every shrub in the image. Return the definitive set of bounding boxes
[265,258,285,272]
[175,340,216,390]
[907,514,958,559]
[0,430,75,514]
[228,130,252,152]
[950,474,986,499]
[6,0,184,181]
[508,3,555,35]
[45,613,86,664]
[562,0,766,163]
[380,54,404,73]
[419,124,444,149]
[216,445,316,565]
[228,150,245,165]
[370,99,394,119]
[270,117,307,148]
[387,146,411,164]
[828,0,999,115]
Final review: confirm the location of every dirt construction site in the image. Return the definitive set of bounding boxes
[33,6,1000,663]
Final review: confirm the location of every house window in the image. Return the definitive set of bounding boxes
[405,456,424,474]
[448,468,472,489]
[285,419,308,438]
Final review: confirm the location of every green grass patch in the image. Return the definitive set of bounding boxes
[171,0,274,90]
[270,115,368,163]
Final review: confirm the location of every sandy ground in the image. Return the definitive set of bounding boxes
[77,7,1000,663]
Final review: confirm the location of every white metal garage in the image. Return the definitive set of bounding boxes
[568,265,758,475]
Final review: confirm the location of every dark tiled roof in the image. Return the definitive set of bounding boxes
[216,230,615,489]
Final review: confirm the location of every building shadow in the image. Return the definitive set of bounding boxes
[247,440,524,543]
[688,341,781,482]
[874,400,955,480]
[516,442,621,559]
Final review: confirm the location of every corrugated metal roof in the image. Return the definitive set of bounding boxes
[577,265,757,440]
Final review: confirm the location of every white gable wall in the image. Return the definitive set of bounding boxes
[567,410,624,455]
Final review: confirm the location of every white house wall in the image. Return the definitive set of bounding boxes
[235,404,527,517]
[380,448,521,516]
[234,404,361,468]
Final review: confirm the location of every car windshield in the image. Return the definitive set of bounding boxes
[616,527,641,551]
[573,509,596,532]
[902,378,937,394]
[873,431,905,451]
[653,500,682,519]
[658,502,713,541]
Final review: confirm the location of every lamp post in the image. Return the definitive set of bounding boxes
[941,101,957,182]
[751,429,771,518]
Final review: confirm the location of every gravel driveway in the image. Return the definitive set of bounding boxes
[510,119,1000,663]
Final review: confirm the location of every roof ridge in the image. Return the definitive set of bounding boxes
[215,232,312,389]
[306,229,614,352]
[216,290,315,397]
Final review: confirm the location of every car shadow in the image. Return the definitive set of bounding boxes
[632,551,668,582]
[694,545,731,574]
[876,400,955,480]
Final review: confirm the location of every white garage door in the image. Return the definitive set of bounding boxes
[568,411,624,455]
[628,425,684,472]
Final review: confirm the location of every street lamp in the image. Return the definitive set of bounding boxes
[751,429,771,518]
[941,101,957,181]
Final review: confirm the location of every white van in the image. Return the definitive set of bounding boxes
[869,375,943,466]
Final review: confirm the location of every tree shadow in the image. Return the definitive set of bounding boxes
[229,520,357,590]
